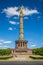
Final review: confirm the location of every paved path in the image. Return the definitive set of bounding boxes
[0,55,43,61]
[8,55,32,61]
[0,61,43,65]
[5,55,43,61]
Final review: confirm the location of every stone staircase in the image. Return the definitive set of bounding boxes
[14,55,29,61]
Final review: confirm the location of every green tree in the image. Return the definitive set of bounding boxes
[32,47,43,56]
[0,48,11,55]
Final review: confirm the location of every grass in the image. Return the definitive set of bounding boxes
[29,56,43,59]
[0,55,13,60]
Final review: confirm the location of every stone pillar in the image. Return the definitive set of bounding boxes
[19,7,24,40]
[21,43,22,47]
[20,43,21,47]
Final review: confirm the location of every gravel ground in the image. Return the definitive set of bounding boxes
[0,61,43,65]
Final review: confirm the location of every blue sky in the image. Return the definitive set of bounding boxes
[0,0,43,49]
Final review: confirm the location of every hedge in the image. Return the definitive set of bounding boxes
[0,56,13,60]
[29,56,43,59]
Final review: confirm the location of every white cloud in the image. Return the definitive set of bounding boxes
[8,27,13,31]
[0,40,12,49]
[2,6,39,18]
[2,7,19,18]
[24,17,28,19]
[0,40,12,44]
[9,21,16,25]
[31,44,36,47]
[0,40,4,42]
[9,21,19,25]
[3,46,8,48]
[0,46,3,47]
[0,43,2,45]
[0,45,9,49]
[3,41,12,44]
[23,8,39,16]
[0,40,4,44]
[0,46,3,49]
[14,17,18,19]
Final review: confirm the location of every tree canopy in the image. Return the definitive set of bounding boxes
[32,47,43,56]
[0,48,11,55]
